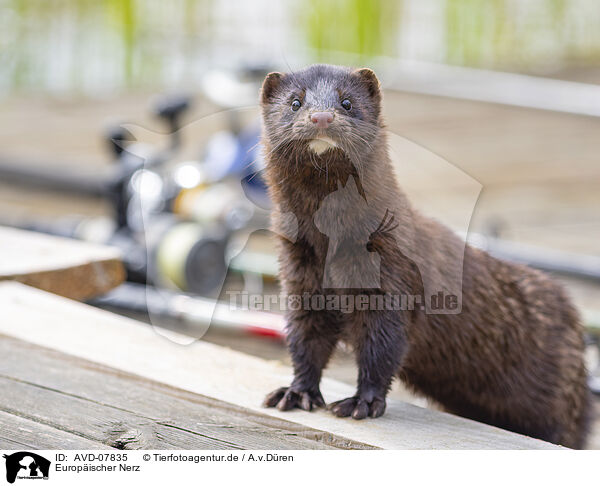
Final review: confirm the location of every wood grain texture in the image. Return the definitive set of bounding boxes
[0,336,339,450]
[0,226,124,300]
[0,410,106,449]
[0,282,560,449]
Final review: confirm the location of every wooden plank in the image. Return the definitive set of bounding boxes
[383,60,600,118]
[0,336,340,450]
[0,376,227,449]
[0,375,331,450]
[0,410,107,450]
[0,282,560,449]
[0,226,124,300]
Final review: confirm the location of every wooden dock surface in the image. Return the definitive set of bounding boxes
[0,226,124,300]
[0,334,341,450]
[0,282,559,450]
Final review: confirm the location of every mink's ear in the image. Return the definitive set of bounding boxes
[261,72,284,104]
[354,68,380,98]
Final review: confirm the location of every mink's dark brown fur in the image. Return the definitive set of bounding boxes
[260,64,591,449]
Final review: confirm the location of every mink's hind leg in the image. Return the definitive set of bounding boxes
[264,308,342,412]
[329,310,406,419]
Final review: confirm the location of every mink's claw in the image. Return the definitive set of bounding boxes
[328,396,386,419]
[263,386,325,412]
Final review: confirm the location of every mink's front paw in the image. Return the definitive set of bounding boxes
[263,386,325,412]
[328,395,386,419]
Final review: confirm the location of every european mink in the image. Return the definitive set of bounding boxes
[260,64,590,448]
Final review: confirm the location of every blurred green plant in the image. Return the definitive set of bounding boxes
[2,0,600,96]
[303,0,401,62]
[445,0,600,69]
[106,0,135,85]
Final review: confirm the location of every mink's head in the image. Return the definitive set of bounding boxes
[260,64,382,165]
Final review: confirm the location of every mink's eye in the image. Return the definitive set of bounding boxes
[291,99,301,111]
[341,99,352,111]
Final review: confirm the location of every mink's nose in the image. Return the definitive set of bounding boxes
[310,112,334,129]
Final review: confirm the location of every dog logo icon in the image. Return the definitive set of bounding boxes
[3,452,51,483]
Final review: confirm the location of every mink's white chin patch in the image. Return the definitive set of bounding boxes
[308,136,338,155]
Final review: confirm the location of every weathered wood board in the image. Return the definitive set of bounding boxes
[0,226,124,300]
[0,336,343,450]
[0,282,559,449]
[0,411,107,450]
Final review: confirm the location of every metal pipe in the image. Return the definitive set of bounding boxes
[0,156,111,196]
[467,233,600,282]
[90,282,286,339]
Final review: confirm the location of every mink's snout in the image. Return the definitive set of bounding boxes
[310,111,334,129]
